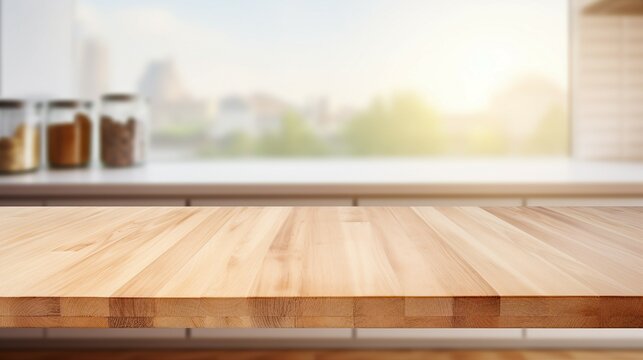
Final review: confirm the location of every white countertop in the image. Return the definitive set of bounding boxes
[1,158,643,197]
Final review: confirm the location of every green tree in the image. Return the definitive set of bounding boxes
[523,104,568,155]
[464,124,509,155]
[197,131,256,158]
[343,93,444,156]
[222,131,257,156]
[257,111,329,156]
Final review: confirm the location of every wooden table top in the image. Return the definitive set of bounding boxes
[0,207,641,329]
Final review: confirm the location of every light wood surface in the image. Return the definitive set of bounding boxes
[0,207,641,328]
[0,350,642,360]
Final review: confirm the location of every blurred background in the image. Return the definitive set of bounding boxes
[8,0,572,160]
[72,0,568,160]
[2,0,641,162]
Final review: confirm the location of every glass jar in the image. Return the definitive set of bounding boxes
[100,94,148,167]
[0,100,41,174]
[46,100,93,168]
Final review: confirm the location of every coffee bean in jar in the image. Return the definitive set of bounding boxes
[100,94,148,167]
[46,100,92,168]
[101,116,143,167]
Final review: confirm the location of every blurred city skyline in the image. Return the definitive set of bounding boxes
[76,0,569,158]
[77,0,567,113]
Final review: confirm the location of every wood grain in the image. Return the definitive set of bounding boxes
[0,207,641,328]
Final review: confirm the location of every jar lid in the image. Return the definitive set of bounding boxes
[48,100,92,108]
[102,93,138,102]
[0,99,25,108]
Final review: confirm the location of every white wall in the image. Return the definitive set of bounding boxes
[0,0,75,98]
[572,0,643,160]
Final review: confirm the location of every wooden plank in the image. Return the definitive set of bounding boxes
[0,207,641,328]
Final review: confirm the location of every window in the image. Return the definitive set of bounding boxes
[76,0,568,159]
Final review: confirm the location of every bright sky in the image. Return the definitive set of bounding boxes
[78,0,568,114]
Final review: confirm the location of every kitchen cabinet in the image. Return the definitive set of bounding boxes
[191,198,353,206]
[526,197,643,206]
[45,199,187,206]
[2,160,643,200]
[0,200,45,206]
[357,197,523,206]
[356,329,521,340]
[0,0,75,97]
[0,329,44,339]
[47,329,186,339]
[526,329,643,340]
[191,329,352,340]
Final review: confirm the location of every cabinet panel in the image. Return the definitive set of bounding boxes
[191,198,353,206]
[46,329,186,339]
[357,198,523,206]
[0,200,45,206]
[526,197,643,206]
[356,329,522,340]
[1,0,75,97]
[191,328,352,340]
[0,328,44,339]
[45,199,187,206]
[526,329,643,340]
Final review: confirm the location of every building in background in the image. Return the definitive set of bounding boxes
[138,59,212,128]
[138,60,188,104]
[212,94,289,139]
[137,59,213,160]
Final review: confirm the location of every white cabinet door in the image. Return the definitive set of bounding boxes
[45,199,187,206]
[191,328,352,340]
[357,198,523,206]
[1,0,75,97]
[191,198,353,206]
[356,329,522,340]
[526,197,643,206]
[46,329,186,339]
